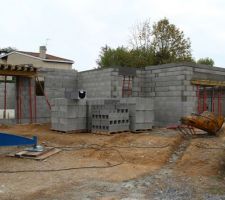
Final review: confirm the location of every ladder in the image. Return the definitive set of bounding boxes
[122,75,132,97]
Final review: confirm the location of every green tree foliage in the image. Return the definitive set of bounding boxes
[197,57,214,66]
[97,45,155,68]
[97,46,131,68]
[152,18,192,64]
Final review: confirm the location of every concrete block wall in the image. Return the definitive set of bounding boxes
[0,68,78,124]
[78,67,146,99]
[0,82,16,109]
[78,68,114,98]
[15,77,35,124]
[36,68,78,123]
[144,64,197,126]
[3,62,225,128]
[0,81,16,124]
[132,69,146,97]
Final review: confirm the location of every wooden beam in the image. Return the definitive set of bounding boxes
[0,70,36,77]
[191,80,225,87]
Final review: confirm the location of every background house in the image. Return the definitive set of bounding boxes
[0,46,74,70]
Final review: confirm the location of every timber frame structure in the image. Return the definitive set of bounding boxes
[0,64,37,123]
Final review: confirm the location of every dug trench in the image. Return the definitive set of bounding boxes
[0,124,225,199]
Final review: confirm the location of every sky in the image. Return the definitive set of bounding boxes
[0,0,225,71]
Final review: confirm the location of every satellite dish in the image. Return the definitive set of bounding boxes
[78,90,86,99]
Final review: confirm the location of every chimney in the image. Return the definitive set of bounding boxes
[39,46,47,59]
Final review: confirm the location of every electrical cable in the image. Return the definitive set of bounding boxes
[0,146,125,174]
[0,162,123,174]
[0,143,170,174]
[195,143,225,150]
[45,143,170,150]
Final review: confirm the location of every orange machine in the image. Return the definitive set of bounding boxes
[180,111,224,135]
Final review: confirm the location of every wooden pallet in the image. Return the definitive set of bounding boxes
[132,129,153,133]
[51,129,88,134]
[92,130,129,135]
[8,147,61,160]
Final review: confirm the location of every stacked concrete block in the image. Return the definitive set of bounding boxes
[51,98,87,132]
[91,102,129,133]
[120,97,154,131]
[86,99,119,131]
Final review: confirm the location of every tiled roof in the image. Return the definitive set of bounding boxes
[17,51,74,63]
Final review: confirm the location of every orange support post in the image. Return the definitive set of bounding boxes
[3,76,7,119]
[29,78,33,123]
[34,79,37,123]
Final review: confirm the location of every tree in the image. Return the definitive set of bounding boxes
[151,18,192,64]
[97,18,194,68]
[97,45,132,68]
[129,18,152,50]
[96,45,155,68]
[197,57,214,66]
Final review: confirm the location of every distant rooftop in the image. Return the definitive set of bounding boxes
[0,46,74,64]
[17,50,74,63]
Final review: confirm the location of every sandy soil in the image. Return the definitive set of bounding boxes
[0,124,225,199]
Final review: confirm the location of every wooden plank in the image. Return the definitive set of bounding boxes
[35,148,61,160]
[0,70,36,77]
[7,148,61,160]
[14,150,28,157]
[191,80,225,87]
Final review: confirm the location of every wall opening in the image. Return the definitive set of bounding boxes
[196,85,225,115]
[36,76,45,96]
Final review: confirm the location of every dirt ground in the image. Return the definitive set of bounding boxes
[0,124,225,200]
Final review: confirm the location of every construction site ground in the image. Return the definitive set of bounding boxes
[0,124,225,200]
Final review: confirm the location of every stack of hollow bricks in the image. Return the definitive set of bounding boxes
[120,97,154,131]
[51,98,87,132]
[91,102,129,133]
